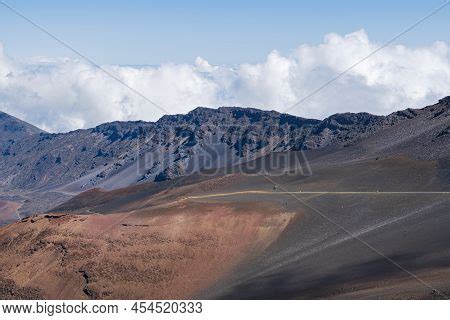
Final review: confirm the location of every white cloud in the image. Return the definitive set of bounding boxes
[0,29,449,132]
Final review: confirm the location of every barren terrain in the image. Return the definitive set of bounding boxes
[0,200,293,299]
[0,99,449,299]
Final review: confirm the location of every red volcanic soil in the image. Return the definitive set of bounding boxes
[0,200,21,225]
[0,200,294,299]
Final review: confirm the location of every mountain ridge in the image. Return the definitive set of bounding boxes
[1,99,449,189]
[0,97,448,216]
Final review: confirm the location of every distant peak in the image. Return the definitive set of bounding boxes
[0,110,45,139]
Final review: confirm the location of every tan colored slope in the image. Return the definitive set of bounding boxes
[0,200,294,299]
[0,200,21,225]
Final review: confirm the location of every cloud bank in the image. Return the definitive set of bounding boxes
[1,30,449,132]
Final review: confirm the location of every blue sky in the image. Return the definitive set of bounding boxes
[1,0,449,65]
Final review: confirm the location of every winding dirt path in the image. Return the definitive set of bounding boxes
[185,190,450,200]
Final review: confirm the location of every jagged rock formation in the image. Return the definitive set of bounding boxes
[0,98,448,194]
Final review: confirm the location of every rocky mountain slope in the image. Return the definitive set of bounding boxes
[1,98,448,195]
[0,111,43,145]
